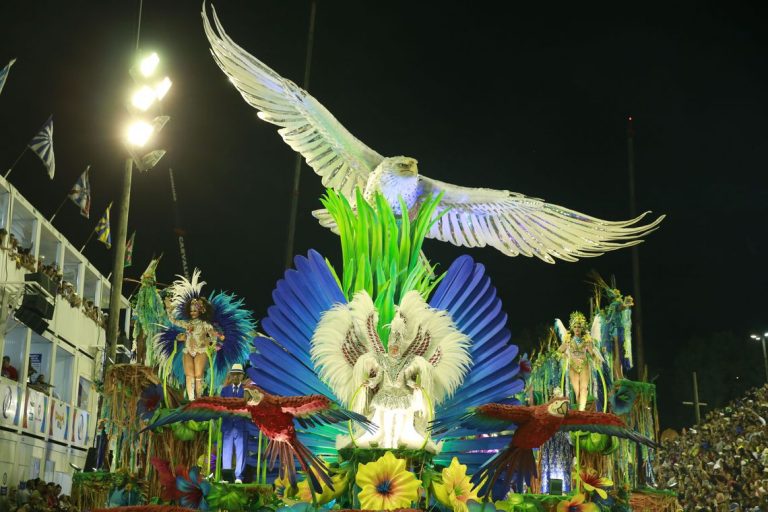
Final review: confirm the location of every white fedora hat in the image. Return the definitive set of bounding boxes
[230,363,244,374]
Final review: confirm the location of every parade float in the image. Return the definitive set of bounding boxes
[82,4,679,511]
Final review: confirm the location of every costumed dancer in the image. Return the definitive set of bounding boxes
[220,363,248,483]
[590,273,634,380]
[131,258,166,366]
[164,290,222,400]
[155,269,255,401]
[311,290,471,451]
[555,312,605,411]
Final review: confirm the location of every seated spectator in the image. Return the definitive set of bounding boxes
[16,481,30,506]
[29,374,53,395]
[1,356,18,381]
[657,384,768,510]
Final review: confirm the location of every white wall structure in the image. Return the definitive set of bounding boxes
[0,176,130,494]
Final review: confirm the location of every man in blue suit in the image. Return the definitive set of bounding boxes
[220,363,247,483]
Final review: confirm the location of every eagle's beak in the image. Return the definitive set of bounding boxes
[396,159,418,176]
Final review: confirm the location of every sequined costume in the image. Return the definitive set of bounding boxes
[558,333,600,375]
[166,314,221,357]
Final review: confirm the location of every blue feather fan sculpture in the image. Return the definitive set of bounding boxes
[247,190,525,474]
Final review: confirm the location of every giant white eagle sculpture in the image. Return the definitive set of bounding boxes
[203,6,664,263]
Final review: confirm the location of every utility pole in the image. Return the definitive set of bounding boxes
[682,371,708,425]
[168,168,190,279]
[284,0,318,269]
[106,158,133,361]
[627,116,646,380]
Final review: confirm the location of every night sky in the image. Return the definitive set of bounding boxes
[1,2,766,429]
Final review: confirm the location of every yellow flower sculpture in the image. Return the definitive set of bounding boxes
[432,457,482,512]
[555,493,598,512]
[273,475,299,505]
[356,451,422,510]
[579,468,613,500]
[296,469,348,505]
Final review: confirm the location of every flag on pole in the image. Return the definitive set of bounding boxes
[124,231,136,268]
[28,115,55,179]
[68,166,91,218]
[0,58,16,96]
[95,202,112,249]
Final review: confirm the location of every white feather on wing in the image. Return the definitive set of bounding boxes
[419,176,665,264]
[310,292,381,407]
[202,5,384,199]
[591,314,603,347]
[395,291,471,405]
[554,318,568,344]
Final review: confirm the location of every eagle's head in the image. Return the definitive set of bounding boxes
[546,397,569,418]
[382,156,419,177]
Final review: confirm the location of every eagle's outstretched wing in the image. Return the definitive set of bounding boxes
[203,5,384,199]
[419,176,664,264]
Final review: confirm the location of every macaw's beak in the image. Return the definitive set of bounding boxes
[245,388,263,405]
[557,401,569,416]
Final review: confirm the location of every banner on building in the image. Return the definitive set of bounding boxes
[23,388,47,434]
[71,408,89,447]
[49,399,69,441]
[0,381,19,427]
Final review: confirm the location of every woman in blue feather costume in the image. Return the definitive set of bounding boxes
[155,269,256,400]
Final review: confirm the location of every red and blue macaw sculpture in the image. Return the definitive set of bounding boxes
[144,386,374,491]
[432,396,658,492]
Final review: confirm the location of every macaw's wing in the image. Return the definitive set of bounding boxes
[559,410,659,448]
[143,397,250,431]
[278,394,375,433]
[431,403,535,436]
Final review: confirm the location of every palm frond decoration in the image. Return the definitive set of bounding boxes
[320,188,445,343]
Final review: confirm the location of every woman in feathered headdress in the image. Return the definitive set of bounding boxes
[555,311,605,411]
[157,269,255,400]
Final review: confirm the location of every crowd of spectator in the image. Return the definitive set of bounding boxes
[657,384,768,510]
[0,479,73,512]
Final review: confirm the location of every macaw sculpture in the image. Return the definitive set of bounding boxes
[144,387,374,490]
[432,396,658,492]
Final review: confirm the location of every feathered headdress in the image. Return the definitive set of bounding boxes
[569,311,587,329]
[169,269,207,318]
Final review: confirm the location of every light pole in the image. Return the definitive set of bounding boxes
[749,333,768,383]
[106,52,171,361]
